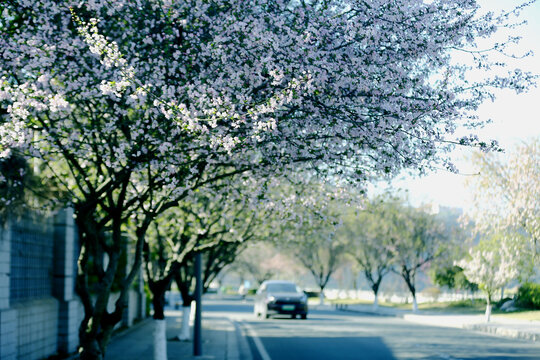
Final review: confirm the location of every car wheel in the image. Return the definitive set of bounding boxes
[300,314,307,320]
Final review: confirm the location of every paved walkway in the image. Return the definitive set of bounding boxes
[336,303,540,342]
[105,309,245,360]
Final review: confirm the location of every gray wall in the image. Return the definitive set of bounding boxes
[0,209,145,360]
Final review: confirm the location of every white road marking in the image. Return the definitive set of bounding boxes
[241,322,272,360]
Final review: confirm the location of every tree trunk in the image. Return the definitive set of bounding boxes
[152,284,167,320]
[177,305,192,341]
[150,280,171,360]
[79,339,103,360]
[175,270,195,341]
[78,251,122,360]
[319,289,325,306]
[372,282,380,311]
[485,296,492,323]
[401,268,417,313]
[76,207,148,360]
[412,295,418,313]
[153,319,167,360]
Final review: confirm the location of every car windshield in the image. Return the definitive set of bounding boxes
[266,283,298,293]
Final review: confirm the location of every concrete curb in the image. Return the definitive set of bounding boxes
[336,305,404,318]
[226,319,239,360]
[463,323,540,343]
[337,307,539,343]
[231,321,254,360]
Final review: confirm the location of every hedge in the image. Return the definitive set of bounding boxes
[516,282,540,310]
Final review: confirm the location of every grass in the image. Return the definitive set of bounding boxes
[493,310,540,321]
[326,298,372,305]
[413,300,488,314]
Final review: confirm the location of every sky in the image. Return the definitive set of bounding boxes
[376,0,540,212]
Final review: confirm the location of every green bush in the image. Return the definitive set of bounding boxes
[446,299,486,308]
[516,283,540,310]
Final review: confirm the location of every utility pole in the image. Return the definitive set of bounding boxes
[193,251,202,356]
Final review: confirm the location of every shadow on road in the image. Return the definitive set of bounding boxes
[246,334,397,360]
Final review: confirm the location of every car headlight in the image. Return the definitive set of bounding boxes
[266,295,276,303]
[301,294,308,303]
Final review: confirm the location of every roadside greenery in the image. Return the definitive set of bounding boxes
[455,140,540,322]
[330,298,540,321]
[516,283,540,310]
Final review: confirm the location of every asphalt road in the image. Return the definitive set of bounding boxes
[204,298,540,360]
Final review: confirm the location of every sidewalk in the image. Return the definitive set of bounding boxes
[337,303,540,342]
[105,309,249,360]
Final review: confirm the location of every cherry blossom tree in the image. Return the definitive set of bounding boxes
[142,178,275,357]
[1,1,537,358]
[456,234,520,322]
[0,154,65,222]
[143,174,304,358]
[466,139,540,258]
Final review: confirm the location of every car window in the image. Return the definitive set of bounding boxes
[266,283,298,293]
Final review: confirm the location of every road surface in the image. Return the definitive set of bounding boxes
[205,298,540,360]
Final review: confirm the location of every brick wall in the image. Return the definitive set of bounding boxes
[13,299,58,360]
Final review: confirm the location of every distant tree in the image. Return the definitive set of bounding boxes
[456,233,520,322]
[294,232,346,305]
[230,242,300,287]
[340,196,396,309]
[429,207,478,295]
[274,178,358,305]
[388,204,448,312]
[466,140,540,257]
[431,265,478,294]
